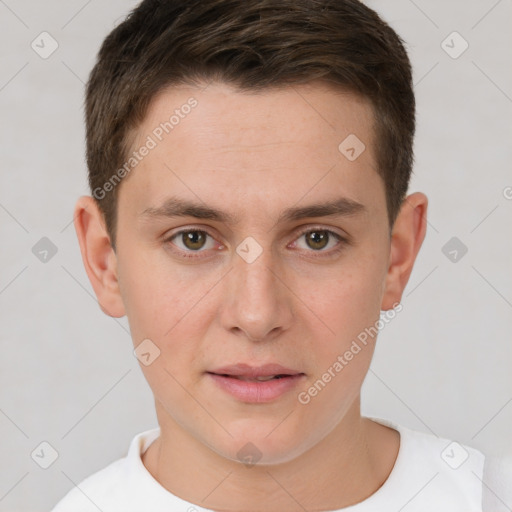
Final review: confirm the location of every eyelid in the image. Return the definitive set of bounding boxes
[163,224,217,240]
[292,224,349,241]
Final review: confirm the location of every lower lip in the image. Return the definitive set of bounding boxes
[207,373,305,403]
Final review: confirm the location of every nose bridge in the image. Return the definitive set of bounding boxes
[223,239,291,340]
[237,250,274,296]
[234,241,278,308]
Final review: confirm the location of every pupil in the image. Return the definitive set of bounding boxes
[308,231,328,250]
[184,231,205,250]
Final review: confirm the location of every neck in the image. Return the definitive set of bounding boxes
[142,399,399,511]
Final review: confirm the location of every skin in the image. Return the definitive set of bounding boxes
[74,81,427,511]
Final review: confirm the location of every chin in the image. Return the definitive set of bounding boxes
[211,420,312,467]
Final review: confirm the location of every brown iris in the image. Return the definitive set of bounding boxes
[182,231,207,250]
[305,231,329,250]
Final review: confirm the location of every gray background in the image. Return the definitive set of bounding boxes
[0,1,511,510]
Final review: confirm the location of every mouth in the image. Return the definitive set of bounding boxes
[206,363,305,403]
[211,373,295,382]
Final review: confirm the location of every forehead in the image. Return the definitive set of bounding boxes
[138,80,375,157]
[119,81,383,223]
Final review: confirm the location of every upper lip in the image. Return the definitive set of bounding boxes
[208,363,303,378]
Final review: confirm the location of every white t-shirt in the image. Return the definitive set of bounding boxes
[50,417,506,512]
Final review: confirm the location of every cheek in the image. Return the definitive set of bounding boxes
[292,246,387,412]
[117,259,167,341]
[305,279,380,392]
[117,250,214,341]
[301,249,387,349]
[295,265,384,432]
[118,258,210,401]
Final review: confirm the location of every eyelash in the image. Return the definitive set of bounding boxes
[163,226,349,260]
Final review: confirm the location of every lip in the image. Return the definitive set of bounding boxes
[207,363,305,403]
[209,363,301,378]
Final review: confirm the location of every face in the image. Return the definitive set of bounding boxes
[108,81,396,464]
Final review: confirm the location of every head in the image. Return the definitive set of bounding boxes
[75,0,427,466]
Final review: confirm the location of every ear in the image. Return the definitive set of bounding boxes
[381,192,428,310]
[73,196,126,318]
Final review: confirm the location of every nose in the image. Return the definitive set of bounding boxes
[220,243,294,342]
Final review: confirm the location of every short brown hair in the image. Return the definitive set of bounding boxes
[85,0,415,248]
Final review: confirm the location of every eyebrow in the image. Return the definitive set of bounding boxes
[140,196,366,225]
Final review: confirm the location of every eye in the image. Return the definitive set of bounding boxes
[164,226,348,260]
[167,229,218,253]
[292,228,346,255]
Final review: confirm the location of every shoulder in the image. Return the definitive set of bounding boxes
[369,417,486,511]
[51,457,129,512]
[482,454,512,511]
[50,428,162,512]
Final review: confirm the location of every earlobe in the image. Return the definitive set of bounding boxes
[381,192,428,310]
[73,196,126,318]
